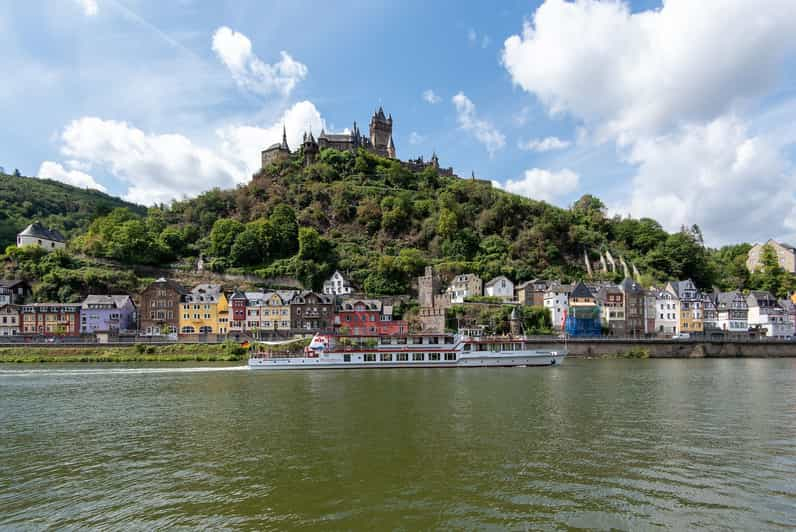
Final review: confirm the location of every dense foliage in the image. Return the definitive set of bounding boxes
[0,172,145,249]
[5,149,787,300]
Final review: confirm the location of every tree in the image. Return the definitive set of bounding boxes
[209,219,244,258]
[749,244,794,298]
[230,219,276,266]
[269,204,299,257]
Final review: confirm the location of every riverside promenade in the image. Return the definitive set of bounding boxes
[519,337,796,358]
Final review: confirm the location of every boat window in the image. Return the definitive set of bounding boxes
[463,344,471,351]
[364,354,376,362]
[444,336,454,344]
[429,353,440,361]
[343,354,350,362]
[412,353,424,361]
[444,353,456,361]
[397,353,408,361]
[410,337,423,344]
[380,353,393,362]
[429,337,439,344]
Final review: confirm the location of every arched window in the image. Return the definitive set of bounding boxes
[199,326,213,334]
[181,326,195,334]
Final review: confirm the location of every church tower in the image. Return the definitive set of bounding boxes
[369,106,394,158]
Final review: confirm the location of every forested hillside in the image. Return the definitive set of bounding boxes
[0,172,145,249]
[60,148,753,296]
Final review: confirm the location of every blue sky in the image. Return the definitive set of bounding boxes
[2,0,796,246]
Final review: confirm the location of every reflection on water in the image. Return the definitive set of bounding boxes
[1,359,794,529]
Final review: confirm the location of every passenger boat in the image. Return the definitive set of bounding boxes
[248,331,566,370]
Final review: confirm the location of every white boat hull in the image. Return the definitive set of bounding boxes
[248,351,566,370]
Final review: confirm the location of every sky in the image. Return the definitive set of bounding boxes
[2,0,796,247]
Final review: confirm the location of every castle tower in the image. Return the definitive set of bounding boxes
[387,135,395,159]
[302,129,319,166]
[418,266,440,308]
[369,106,394,158]
[431,151,439,169]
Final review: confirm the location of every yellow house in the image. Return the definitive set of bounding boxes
[260,291,294,332]
[179,284,228,335]
[666,280,703,334]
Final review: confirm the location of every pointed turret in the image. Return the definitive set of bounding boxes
[281,124,289,149]
[387,135,396,158]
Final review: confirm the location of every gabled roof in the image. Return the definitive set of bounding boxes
[18,221,65,242]
[619,277,643,294]
[485,275,512,288]
[0,280,28,290]
[570,281,594,299]
[148,278,189,295]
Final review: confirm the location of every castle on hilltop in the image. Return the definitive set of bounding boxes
[260,106,455,177]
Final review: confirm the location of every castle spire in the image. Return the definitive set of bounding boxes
[281,124,288,149]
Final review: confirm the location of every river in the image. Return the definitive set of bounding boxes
[1,359,794,530]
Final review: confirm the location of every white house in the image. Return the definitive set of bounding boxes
[747,291,794,338]
[654,289,679,335]
[715,291,748,333]
[445,274,483,304]
[322,270,353,296]
[543,283,571,330]
[16,221,66,251]
[484,276,514,302]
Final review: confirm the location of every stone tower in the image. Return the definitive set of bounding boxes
[369,106,394,158]
[510,307,522,337]
[302,129,319,165]
[418,266,440,308]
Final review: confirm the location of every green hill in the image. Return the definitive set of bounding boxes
[66,148,751,296]
[0,171,146,250]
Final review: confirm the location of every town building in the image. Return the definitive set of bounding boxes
[0,280,31,306]
[596,285,625,336]
[654,288,679,335]
[779,299,796,333]
[484,276,514,302]
[515,280,548,307]
[16,221,66,251]
[746,239,796,273]
[290,291,335,331]
[336,299,384,336]
[322,270,354,296]
[446,274,483,304]
[20,303,81,336]
[619,278,645,337]
[544,282,572,331]
[715,291,749,333]
[179,284,228,335]
[138,278,187,336]
[0,305,20,336]
[228,290,248,334]
[564,282,601,337]
[80,295,136,334]
[746,291,793,338]
[702,293,719,332]
[667,280,703,335]
[242,290,295,335]
[643,289,657,335]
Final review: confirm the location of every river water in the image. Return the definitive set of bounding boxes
[1,359,794,530]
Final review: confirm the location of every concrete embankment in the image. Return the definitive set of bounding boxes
[524,338,796,358]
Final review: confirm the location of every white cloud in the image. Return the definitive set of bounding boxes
[212,26,307,97]
[502,0,796,139]
[496,168,579,204]
[422,89,440,104]
[58,117,242,205]
[51,101,326,205]
[217,100,325,177]
[75,0,98,16]
[502,0,796,244]
[408,131,425,145]
[37,161,106,192]
[517,136,570,152]
[452,92,505,157]
[617,116,796,245]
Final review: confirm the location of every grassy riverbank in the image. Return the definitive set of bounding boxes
[0,343,248,363]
